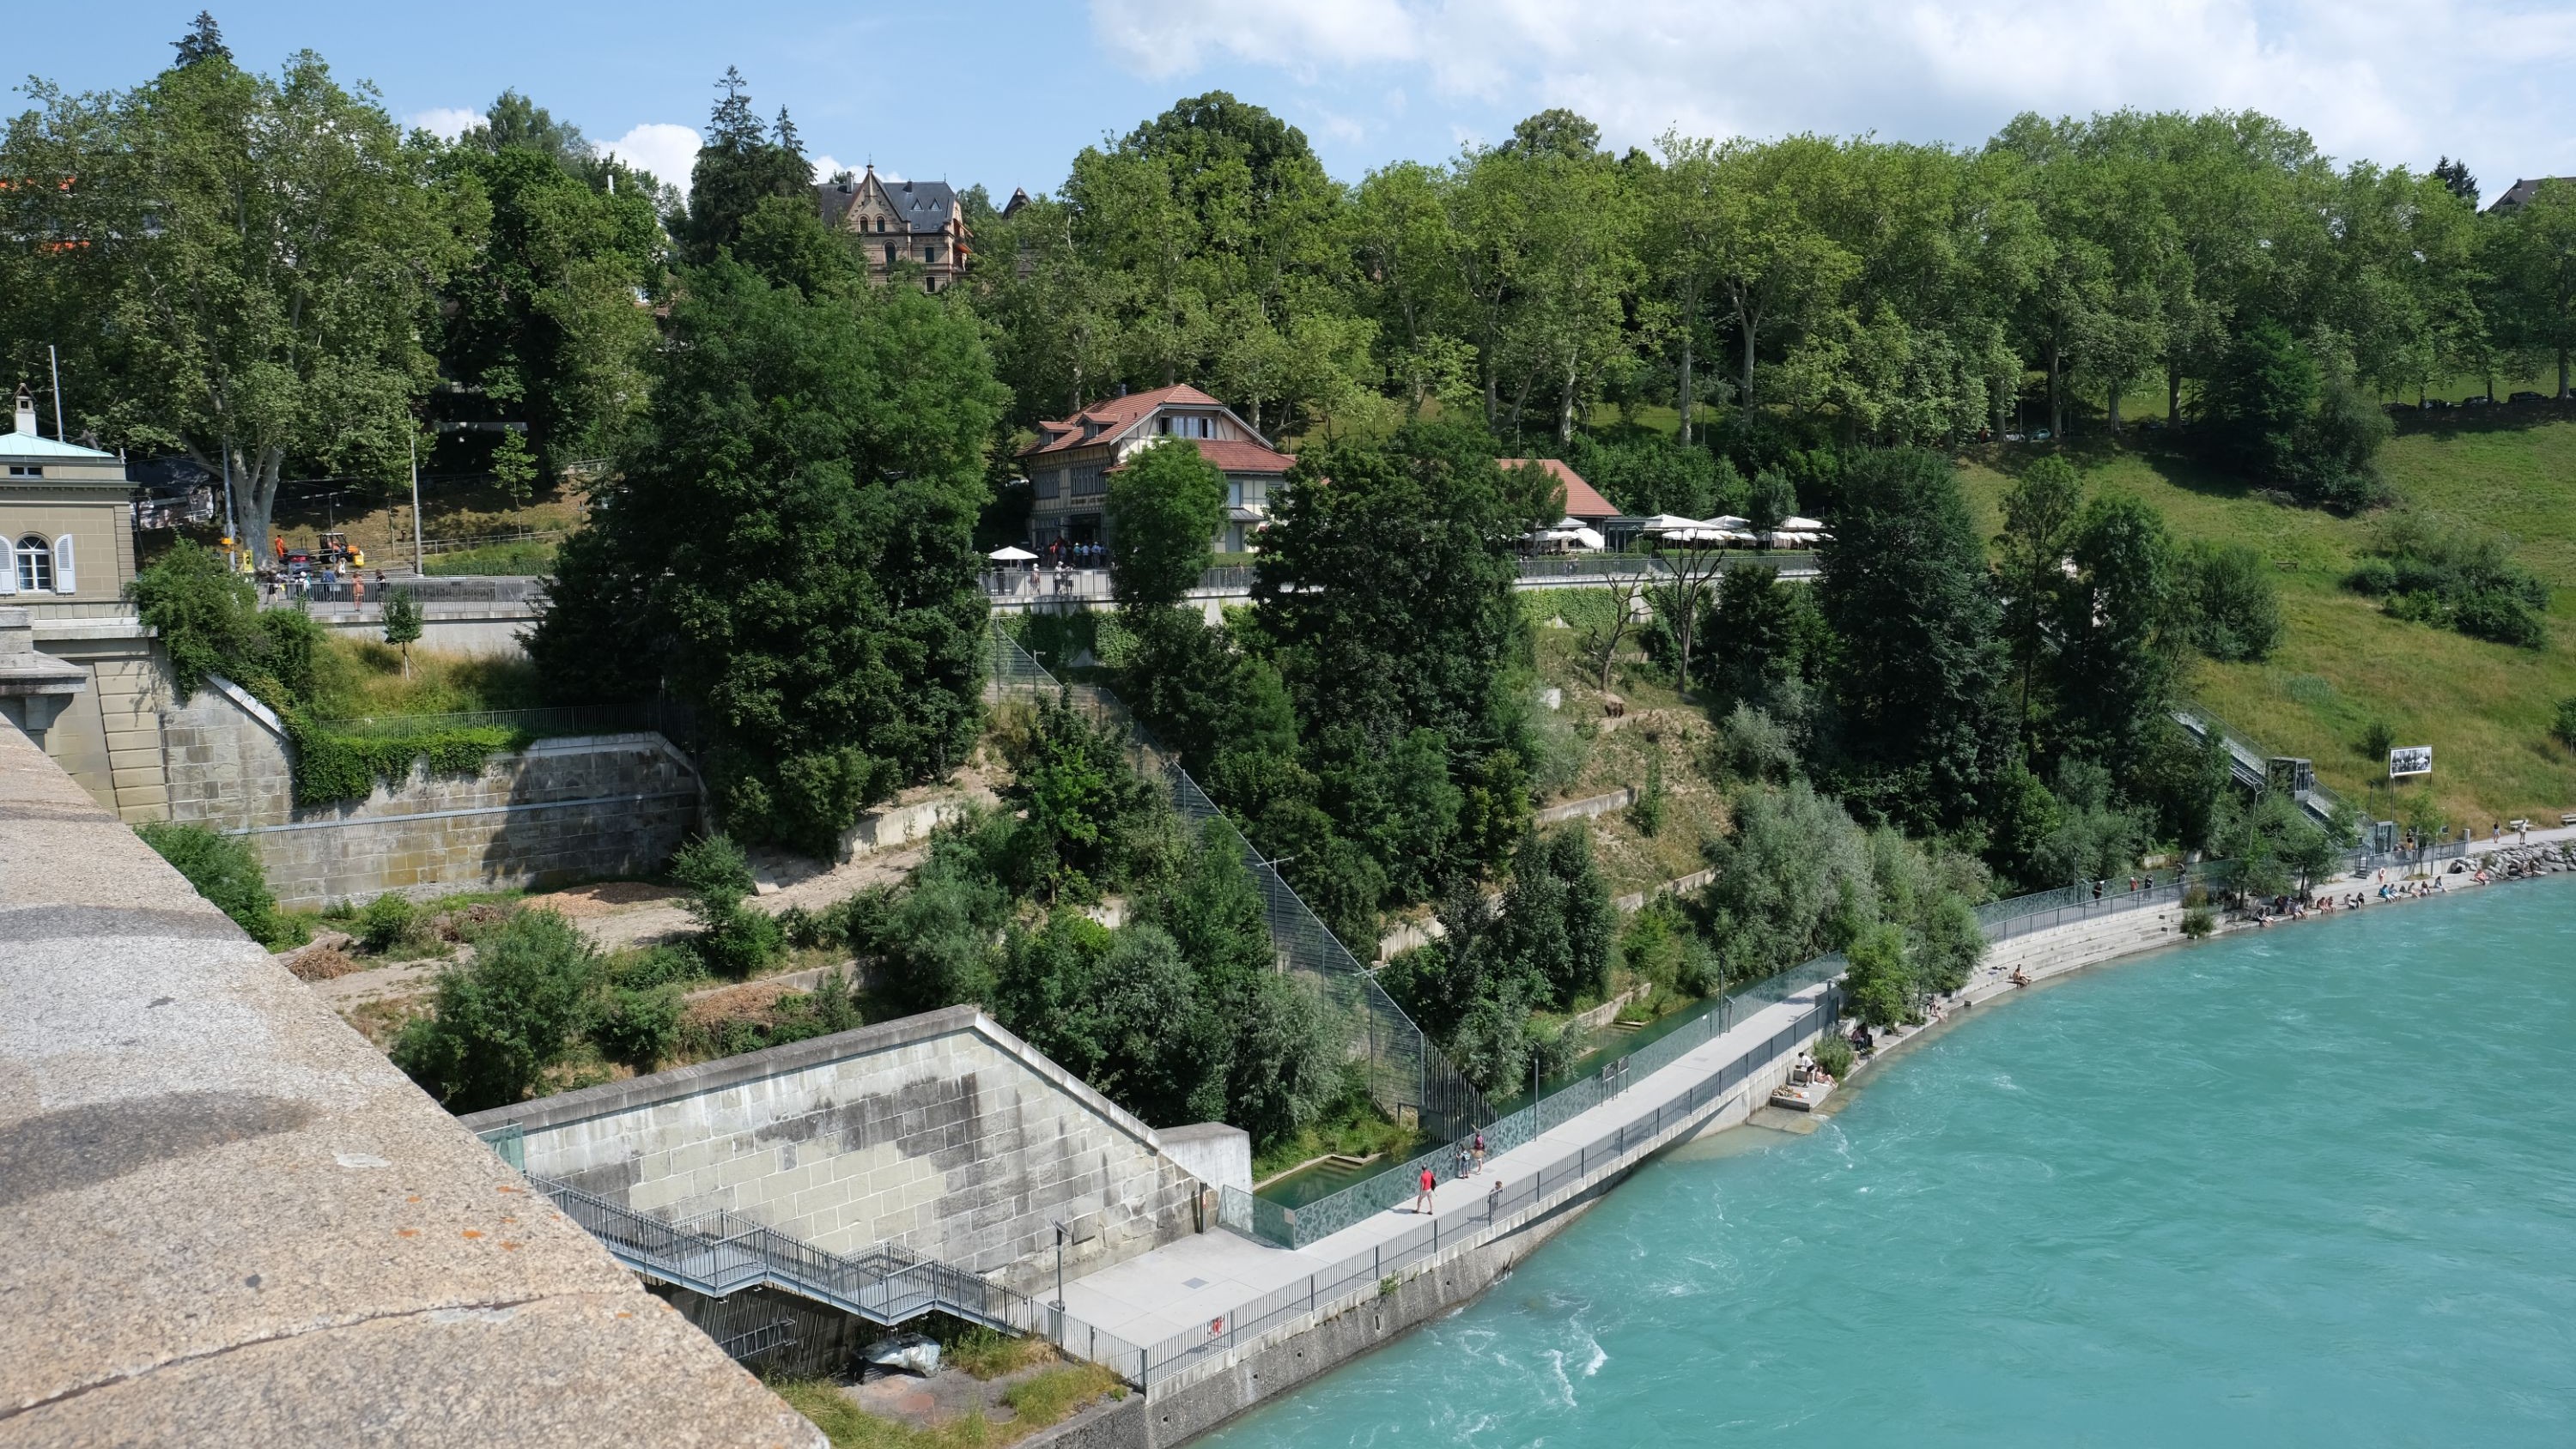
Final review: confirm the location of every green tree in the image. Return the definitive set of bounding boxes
[1992,456,2084,737]
[433,106,664,475]
[2050,492,2178,760]
[2,46,456,564]
[2492,179,2576,398]
[2206,320,2318,480]
[531,257,1008,854]
[1699,780,1876,983]
[1107,438,1226,607]
[683,70,814,264]
[1814,449,2012,832]
[999,693,1165,902]
[2176,540,2282,661]
[381,588,423,678]
[392,909,602,1112]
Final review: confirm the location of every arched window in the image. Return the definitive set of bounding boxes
[15,535,54,593]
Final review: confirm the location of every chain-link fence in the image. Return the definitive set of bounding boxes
[986,622,1491,1149]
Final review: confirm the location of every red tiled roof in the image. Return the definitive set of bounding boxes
[1018,385,1230,458]
[1105,439,1297,476]
[1501,458,1617,519]
[1194,440,1295,474]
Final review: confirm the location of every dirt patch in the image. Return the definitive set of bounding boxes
[532,880,689,917]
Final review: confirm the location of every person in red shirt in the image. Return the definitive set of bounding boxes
[1415,1165,1437,1215]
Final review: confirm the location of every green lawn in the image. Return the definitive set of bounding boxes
[1956,413,2576,827]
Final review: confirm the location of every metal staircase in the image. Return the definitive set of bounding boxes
[528,1173,1151,1379]
[2170,704,2347,826]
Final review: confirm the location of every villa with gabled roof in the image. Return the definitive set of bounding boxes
[816,164,969,292]
[1016,385,1295,555]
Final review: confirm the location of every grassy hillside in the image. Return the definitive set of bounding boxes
[1955,410,2576,828]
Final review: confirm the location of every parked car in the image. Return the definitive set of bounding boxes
[2462,395,2493,408]
[2029,428,2054,441]
[2385,402,2418,414]
[2509,391,2548,404]
[2425,397,2452,410]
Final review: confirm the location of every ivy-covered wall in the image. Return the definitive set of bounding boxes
[161,679,701,907]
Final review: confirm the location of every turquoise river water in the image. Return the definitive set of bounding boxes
[1201,876,2576,1447]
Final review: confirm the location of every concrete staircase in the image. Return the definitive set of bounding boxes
[1978,903,2190,985]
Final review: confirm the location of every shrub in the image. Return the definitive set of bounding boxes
[392,909,602,1111]
[1628,758,1668,836]
[592,984,683,1069]
[1811,1034,1856,1078]
[670,834,777,978]
[2345,516,2549,649]
[695,901,782,979]
[2360,719,2397,762]
[136,822,288,946]
[2178,541,2282,662]
[2342,556,2398,596]
[669,833,756,901]
[611,943,706,990]
[2554,697,2576,752]
[355,892,424,954]
[125,544,262,698]
[2180,906,2216,938]
[776,903,835,950]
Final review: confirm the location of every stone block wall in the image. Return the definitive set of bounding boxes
[463,1007,1209,1294]
[161,678,701,907]
[25,615,176,821]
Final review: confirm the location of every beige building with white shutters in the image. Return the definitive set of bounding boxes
[0,386,171,820]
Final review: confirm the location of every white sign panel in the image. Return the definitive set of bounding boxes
[2389,746,2433,778]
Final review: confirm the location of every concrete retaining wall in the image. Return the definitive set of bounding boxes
[461,1006,1211,1294]
[1158,1125,1252,1196]
[1533,786,1635,826]
[160,678,700,908]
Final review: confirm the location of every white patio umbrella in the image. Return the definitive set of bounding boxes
[987,545,1038,561]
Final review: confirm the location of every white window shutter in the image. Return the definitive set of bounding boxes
[52,533,76,594]
[0,548,15,594]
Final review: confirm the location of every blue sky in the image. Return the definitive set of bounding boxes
[23,2,2576,199]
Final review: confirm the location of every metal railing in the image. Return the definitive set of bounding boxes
[988,622,1489,1146]
[981,553,1823,604]
[1173,992,1839,1377]
[526,1173,1155,1383]
[2171,702,2350,826]
[1236,955,1846,1246]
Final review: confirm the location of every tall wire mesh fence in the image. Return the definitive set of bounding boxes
[986,621,1491,1147]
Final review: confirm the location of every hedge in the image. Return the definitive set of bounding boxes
[288,716,531,804]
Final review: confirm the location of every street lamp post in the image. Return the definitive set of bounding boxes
[1051,1221,1066,1311]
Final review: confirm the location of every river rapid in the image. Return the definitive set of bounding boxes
[1199,875,2576,1447]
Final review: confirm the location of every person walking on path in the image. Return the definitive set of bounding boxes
[1473,1130,1486,1171]
[1415,1165,1437,1215]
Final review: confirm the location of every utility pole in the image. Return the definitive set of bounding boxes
[47,345,64,439]
[410,433,424,574]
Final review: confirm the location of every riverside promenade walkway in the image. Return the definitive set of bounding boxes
[1058,976,1838,1387]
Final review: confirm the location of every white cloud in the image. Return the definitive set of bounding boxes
[1088,0,2576,182]
[406,106,483,141]
[811,154,852,182]
[603,123,703,192]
